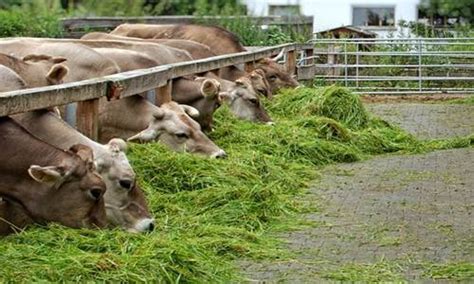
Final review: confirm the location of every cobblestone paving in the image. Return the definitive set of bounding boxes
[366,103,474,140]
[240,103,474,282]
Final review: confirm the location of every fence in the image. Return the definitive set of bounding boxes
[307,37,474,95]
[61,16,314,38]
[0,43,313,140]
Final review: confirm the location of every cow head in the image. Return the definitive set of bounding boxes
[27,144,107,229]
[127,102,227,158]
[256,56,299,94]
[94,138,154,232]
[22,54,69,85]
[191,77,221,132]
[219,77,273,124]
[248,69,272,99]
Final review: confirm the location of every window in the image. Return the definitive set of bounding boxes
[353,6,395,27]
[269,5,300,16]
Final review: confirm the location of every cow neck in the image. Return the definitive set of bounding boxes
[13,110,107,159]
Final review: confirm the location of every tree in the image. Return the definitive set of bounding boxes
[419,0,474,24]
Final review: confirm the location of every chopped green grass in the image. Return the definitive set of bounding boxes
[322,261,405,282]
[0,86,472,282]
[423,262,474,280]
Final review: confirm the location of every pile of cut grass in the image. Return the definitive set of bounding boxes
[0,86,469,282]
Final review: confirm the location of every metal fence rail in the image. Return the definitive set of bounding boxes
[308,38,474,95]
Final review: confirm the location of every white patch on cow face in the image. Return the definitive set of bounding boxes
[222,84,261,121]
[129,218,155,233]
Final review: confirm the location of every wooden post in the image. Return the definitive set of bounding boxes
[76,98,99,140]
[245,61,255,73]
[286,50,296,75]
[155,80,172,106]
[305,47,314,65]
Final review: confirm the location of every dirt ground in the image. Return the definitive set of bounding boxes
[239,102,474,282]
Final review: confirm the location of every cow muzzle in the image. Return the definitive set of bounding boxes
[129,218,155,233]
[211,149,227,159]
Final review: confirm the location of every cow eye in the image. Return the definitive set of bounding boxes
[89,187,103,201]
[269,75,277,81]
[248,98,259,105]
[175,133,189,139]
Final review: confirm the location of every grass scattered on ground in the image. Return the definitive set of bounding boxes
[322,261,405,282]
[0,86,472,282]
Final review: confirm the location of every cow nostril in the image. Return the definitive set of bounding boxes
[213,150,227,159]
[119,179,133,190]
[148,222,155,232]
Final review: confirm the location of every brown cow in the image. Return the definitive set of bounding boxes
[93,47,272,130]
[13,110,155,233]
[202,72,273,124]
[35,38,193,65]
[0,39,120,82]
[83,32,272,97]
[82,32,217,61]
[0,61,153,233]
[110,24,299,93]
[99,95,227,158]
[0,117,107,235]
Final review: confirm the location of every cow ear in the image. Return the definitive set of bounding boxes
[69,144,95,170]
[46,64,69,85]
[200,79,220,99]
[127,129,158,143]
[107,138,128,153]
[28,165,66,185]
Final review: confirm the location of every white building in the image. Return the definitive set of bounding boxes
[241,0,422,37]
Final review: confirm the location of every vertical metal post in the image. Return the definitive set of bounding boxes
[328,43,336,77]
[356,42,360,88]
[418,39,422,92]
[344,41,348,87]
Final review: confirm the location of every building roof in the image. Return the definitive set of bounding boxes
[316,25,377,38]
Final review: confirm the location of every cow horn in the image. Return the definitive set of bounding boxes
[271,48,286,62]
[127,129,159,143]
[180,104,200,119]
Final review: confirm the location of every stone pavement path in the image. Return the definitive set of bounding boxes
[240,103,474,282]
[366,103,474,140]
